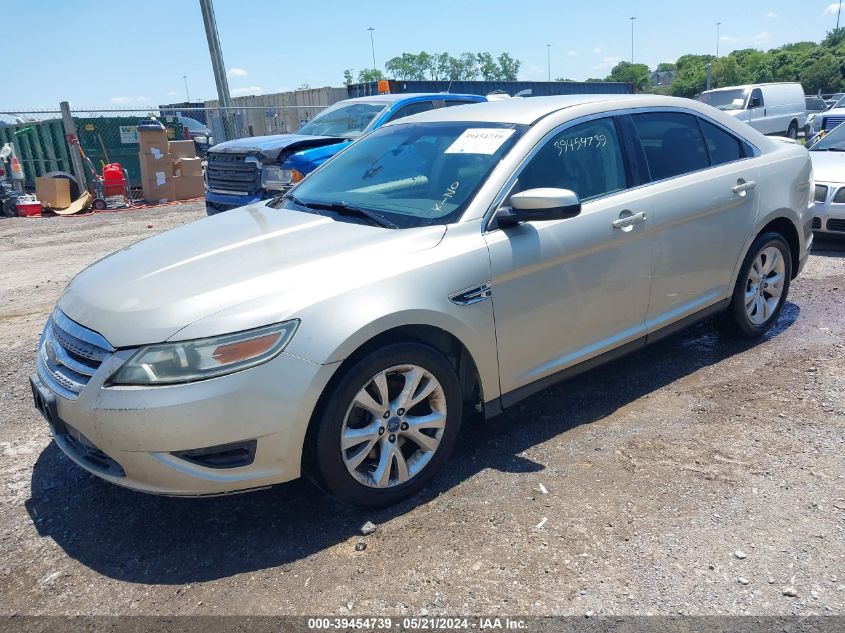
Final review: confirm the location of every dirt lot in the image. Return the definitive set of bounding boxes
[0,204,843,617]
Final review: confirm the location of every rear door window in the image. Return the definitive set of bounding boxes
[386,101,436,122]
[631,112,709,180]
[699,119,746,165]
[750,88,764,108]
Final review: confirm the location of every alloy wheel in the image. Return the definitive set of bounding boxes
[340,364,447,488]
[744,245,786,325]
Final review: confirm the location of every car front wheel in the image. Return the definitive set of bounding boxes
[305,342,462,508]
[722,232,792,339]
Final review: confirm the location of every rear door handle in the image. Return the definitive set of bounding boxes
[612,211,647,229]
[732,180,756,194]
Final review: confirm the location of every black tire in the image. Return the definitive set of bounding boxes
[722,232,792,339]
[304,342,462,509]
[787,121,798,140]
[92,198,107,211]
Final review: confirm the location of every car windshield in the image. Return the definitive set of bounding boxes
[699,89,747,111]
[833,95,845,109]
[810,123,845,151]
[298,102,389,138]
[280,121,525,228]
[179,116,207,132]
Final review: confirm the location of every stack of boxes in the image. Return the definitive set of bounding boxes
[138,123,205,204]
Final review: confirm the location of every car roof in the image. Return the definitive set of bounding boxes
[342,93,483,104]
[390,94,677,126]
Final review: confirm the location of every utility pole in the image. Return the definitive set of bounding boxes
[60,101,87,192]
[199,0,234,138]
[183,75,191,102]
[838,0,843,30]
[368,27,377,71]
[630,17,636,64]
[716,22,721,57]
[547,44,551,81]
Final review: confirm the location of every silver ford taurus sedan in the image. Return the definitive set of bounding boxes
[31,95,813,508]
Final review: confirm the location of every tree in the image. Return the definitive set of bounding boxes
[357,68,386,83]
[800,54,845,94]
[607,61,651,91]
[476,52,498,80]
[656,62,676,72]
[343,69,353,86]
[497,53,520,81]
[712,56,741,88]
[671,54,715,98]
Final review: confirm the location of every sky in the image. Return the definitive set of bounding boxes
[5,0,844,110]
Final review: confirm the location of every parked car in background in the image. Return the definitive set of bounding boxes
[804,95,828,138]
[172,115,213,156]
[31,94,812,507]
[823,92,845,108]
[808,123,845,236]
[813,94,845,139]
[204,93,486,215]
[698,83,806,139]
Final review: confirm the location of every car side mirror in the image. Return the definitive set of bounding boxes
[495,188,581,228]
[749,97,761,108]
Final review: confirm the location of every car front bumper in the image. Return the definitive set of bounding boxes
[32,346,338,496]
[812,182,845,235]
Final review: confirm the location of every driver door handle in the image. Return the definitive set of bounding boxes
[732,180,756,194]
[612,211,647,228]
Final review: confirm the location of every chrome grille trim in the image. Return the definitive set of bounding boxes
[37,310,114,400]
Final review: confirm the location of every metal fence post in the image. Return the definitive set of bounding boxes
[60,101,87,192]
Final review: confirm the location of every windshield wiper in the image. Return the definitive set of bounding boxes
[288,198,397,229]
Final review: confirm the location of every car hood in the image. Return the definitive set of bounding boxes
[810,150,845,184]
[208,134,343,161]
[59,203,447,347]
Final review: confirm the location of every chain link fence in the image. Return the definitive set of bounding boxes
[0,104,328,192]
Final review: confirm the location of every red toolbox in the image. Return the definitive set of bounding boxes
[16,197,42,217]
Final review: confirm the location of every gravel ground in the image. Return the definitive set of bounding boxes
[0,205,843,617]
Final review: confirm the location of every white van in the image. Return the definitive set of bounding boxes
[698,83,806,139]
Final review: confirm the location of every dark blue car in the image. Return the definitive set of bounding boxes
[204,93,486,215]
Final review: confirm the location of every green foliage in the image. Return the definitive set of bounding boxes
[607,61,651,90]
[656,62,676,72]
[384,51,521,81]
[343,69,353,86]
[357,68,386,83]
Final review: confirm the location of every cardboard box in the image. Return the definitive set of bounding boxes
[173,157,203,178]
[173,175,205,200]
[138,127,169,158]
[35,177,71,209]
[141,176,175,204]
[169,140,196,160]
[139,152,173,178]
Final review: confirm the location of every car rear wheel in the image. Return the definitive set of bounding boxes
[787,121,798,140]
[722,232,792,339]
[304,342,462,508]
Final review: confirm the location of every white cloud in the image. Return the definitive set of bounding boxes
[524,64,547,80]
[719,35,741,44]
[110,96,150,104]
[753,31,771,44]
[593,56,622,71]
[823,3,841,15]
[227,67,248,77]
[167,91,179,96]
[766,11,778,18]
[567,50,579,56]
[593,47,602,54]
[231,86,263,96]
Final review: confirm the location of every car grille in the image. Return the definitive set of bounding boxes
[827,218,845,232]
[37,310,113,400]
[815,184,829,203]
[206,153,260,196]
[812,217,822,230]
[822,115,845,131]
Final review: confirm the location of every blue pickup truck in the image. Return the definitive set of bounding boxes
[204,92,486,215]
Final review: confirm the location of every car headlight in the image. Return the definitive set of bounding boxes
[109,320,299,386]
[261,165,293,190]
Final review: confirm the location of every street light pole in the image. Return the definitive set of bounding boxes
[630,17,635,64]
[547,44,551,81]
[838,0,842,30]
[716,22,721,57]
[183,75,191,102]
[368,27,377,70]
